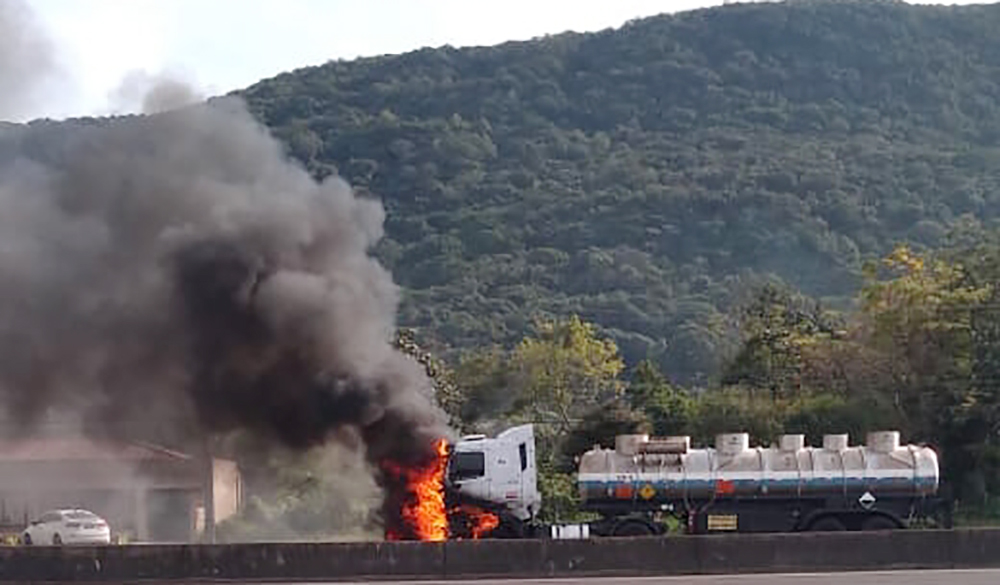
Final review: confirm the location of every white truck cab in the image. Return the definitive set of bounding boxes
[447,424,541,521]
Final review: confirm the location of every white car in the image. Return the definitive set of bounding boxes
[22,509,111,546]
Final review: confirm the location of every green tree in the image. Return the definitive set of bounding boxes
[449,314,627,464]
[941,239,1000,508]
[451,345,514,430]
[626,359,695,436]
[859,245,990,435]
[215,442,382,543]
[395,328,464,428]
[722,282,843,400]
[508,315,625,441]
[858,245,992,504]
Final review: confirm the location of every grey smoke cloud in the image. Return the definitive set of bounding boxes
[0,0,59,120]
[0,0,453,541]
[110,69,205,115]
[0,93,452,469]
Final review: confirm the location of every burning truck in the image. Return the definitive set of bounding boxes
[386,425,952,540]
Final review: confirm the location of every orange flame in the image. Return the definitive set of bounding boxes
[384,439,502,541]
[454,504,500,539]
[385,438,450,542]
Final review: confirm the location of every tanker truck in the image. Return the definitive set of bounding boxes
[444,425,952,538]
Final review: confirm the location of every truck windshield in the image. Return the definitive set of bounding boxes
[450,451,485,480]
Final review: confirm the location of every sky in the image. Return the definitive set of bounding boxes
[12,0,996,122]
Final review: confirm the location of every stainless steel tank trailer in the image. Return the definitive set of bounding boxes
[445,426,951,537]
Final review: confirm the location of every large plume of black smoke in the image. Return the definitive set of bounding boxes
[0,94,453,469]
[0,0,60,121]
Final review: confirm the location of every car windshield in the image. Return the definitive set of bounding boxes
[65,512,98,520]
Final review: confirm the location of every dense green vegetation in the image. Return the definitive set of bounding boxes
[236,0,1000,385]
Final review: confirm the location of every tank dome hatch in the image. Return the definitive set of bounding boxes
[866,430,901,453]
[715,433,749,455]
[615,434,650,456]
[822,434,849,451]
[638,435,690,455]
[779,434,805,451]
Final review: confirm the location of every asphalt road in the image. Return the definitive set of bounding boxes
[316,569,1000,585]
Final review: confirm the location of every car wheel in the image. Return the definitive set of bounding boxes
[52,533,62,545]
[21,533,31,546]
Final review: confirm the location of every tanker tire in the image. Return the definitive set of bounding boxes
[862,515,900,531]
[808,516,847,532]
[612,520,654,537]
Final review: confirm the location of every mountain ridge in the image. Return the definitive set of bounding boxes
[8,0,1000,385]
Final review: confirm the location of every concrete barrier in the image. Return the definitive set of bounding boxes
[443,539,544,579]
[1,528,999,582]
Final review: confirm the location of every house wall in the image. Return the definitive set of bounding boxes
[213,458,243,524]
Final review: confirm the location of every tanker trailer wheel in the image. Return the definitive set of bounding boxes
[611,520,655,537]
[861,515,900,532]
[807,516,846,532]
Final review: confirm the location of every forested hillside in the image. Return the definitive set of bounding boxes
[10,1,1000,387]
[232,0,1000,385]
